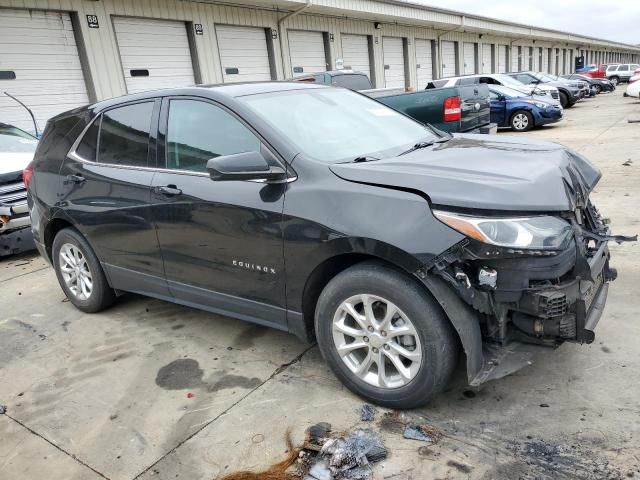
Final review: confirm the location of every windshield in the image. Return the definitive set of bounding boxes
[240,88,436,163]
[490,85,528,98]
[537,73,558,82]
[0,125,38,153]
[493,74,530,89]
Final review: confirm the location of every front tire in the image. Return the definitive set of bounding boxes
[314,262,458,408]
[593,84,602,94]
[610,76,619,86]
[559,91,569,108]
[510,110,533,132]
[52,228,116,313]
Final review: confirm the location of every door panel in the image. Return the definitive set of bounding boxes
[59,100,168,295]
[289,30,327,77]
[152,97,287,327]
[441,41,456,77]
[341,34,371,79]
[216,25,272,82]
[463,42,476,74]
[482,44,492,73]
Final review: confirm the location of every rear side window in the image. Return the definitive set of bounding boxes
[332,74,372,90]
[76,119,99,162]
[98,102,154,167]
[618,65,629,71]
[166,99,260,173]
[458,77,477,86]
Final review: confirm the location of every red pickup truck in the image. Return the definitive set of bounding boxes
[579,64,607,79]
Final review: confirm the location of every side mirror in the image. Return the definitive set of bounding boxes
[206,151,287,182]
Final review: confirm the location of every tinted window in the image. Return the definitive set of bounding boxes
[618,65,629,71]
[632,65,640,71]
[332,74,372,90]
[98,102,153,167]
[76,118,99,161]
[166,99,260,172]
[458,77,477,86]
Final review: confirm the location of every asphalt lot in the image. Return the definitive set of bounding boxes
[1,88,639,480]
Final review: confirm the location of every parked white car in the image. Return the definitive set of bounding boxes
[625,76,640,98]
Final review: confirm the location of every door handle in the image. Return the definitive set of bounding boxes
[154,185,182,196]
[66,174,86,184]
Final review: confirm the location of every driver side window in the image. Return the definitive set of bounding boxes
[166,99,260,172]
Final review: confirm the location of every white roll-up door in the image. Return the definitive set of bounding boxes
[382,37,406,88]
[482,44,492,73]
[289,30,327,77]
[113,17,195,93]
[415,39,433,88]
[341,34,371,78]
[463,42,476,74]
[441,41,457,77]
[0,9,89,134]
[497,45,507,73]
[511,47,520,72]
[216,25,272,83]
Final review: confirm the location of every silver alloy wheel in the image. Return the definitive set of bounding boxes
[59,243,93,301]
[512,113,529,130]
[332,294,422,389]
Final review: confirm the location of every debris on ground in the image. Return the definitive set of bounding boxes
[220,430,299,480]
[0,405,6,415]
[306,422,332,444]
[378,410,409,434]
[359,404,376,422]
[622,159,633,166]
[315,429,386,480]
[403,424,444,443]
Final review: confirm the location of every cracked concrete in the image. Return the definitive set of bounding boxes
[1,89,639,480]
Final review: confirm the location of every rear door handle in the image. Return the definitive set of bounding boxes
[154,185,182,196]
[66,174,86,184]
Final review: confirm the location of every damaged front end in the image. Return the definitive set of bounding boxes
[421,201,635,386]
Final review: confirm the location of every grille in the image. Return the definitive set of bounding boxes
[538,291,568,318]
[551,91,559,99]
[0,181,27,207]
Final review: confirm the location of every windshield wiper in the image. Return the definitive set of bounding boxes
[398,140,437,156]
[352,155,380,163]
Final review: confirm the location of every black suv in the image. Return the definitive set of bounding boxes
[26,82,626,408]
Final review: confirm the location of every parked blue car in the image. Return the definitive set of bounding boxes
[488,85,563,131]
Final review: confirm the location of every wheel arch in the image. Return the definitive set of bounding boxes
[43,214,77,262]
[293,240,484,385]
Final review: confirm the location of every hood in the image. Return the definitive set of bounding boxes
[330,134,601,212]
[0,151,33,176]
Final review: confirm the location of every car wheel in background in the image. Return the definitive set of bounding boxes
[52,227,116,313]
[314,262,458,408]
[610,76,619,86]
[559,91,569,108]
[593,84,602,94]
[510,110,533,132]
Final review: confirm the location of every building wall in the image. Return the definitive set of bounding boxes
[1,0,638,104]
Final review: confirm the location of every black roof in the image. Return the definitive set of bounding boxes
[91,81,328,111]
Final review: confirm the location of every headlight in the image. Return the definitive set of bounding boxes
[433,211,573,250]
[532,88,547,96]
[527,100,549,109]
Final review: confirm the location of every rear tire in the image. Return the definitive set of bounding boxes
[610,76,619,86]
[52,228,116,313]
[314,262,458,408]
[510,110,533,132]
[559,91,569,108]
[593,84,602,94]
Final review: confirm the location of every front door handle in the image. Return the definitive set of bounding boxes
[154,185,182,196]
[66,174,86,184]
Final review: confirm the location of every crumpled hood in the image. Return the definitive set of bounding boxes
[330,134,601,212]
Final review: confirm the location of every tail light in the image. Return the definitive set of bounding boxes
[443,96,462,122]
[23,161,34,188]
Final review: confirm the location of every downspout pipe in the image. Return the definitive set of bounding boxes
[278,0,313,79]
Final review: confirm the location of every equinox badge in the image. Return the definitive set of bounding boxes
[232,260,276,274]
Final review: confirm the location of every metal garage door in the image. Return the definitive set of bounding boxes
[341,34,371,78]
[463,42,476,74]
[0,9,89,134]
[382,37,406,88]
[511,47,520,72]
[441,41,457,77]
[482,44,492,73]
[113,17,195,94]
[497,45,507,73]
[415,39,433,88]
[216,25,272,83]
[289,30,327,77]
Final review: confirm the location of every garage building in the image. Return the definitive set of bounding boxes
[1,0,639,133]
